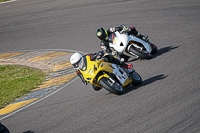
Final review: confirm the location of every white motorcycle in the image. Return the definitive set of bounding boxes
[108,30,157,60]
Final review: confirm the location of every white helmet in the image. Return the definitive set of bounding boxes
[70,52,82,69]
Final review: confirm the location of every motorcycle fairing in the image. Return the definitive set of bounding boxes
[79,55,132,88]
[109,31,152,54]
[128,35,152,53]
[79,56,113,87]
[109,32,129,53]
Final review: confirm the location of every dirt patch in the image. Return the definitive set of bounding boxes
[0,59,51,74]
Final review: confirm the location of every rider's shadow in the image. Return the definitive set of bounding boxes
[127,46,180,62]
[22,131,35,133]
[124,74,167,94]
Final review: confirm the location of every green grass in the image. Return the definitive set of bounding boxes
[0,65,47,109]
[0,0,10,2]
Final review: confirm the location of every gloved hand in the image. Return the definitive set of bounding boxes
[142,34,148,40]
[120,24,127,30]
[76,70,89,85]
[96,50,104,59]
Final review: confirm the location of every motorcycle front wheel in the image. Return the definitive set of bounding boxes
[99,77,124,95]
[128,45,152,59]
[130,72,142,86]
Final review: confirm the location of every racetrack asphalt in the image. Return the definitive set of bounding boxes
[0,0,200,133]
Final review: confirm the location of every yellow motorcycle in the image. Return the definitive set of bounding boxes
[78,55,142,95]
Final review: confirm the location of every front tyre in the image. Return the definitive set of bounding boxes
[129,45,152,59]
[130,72,142,86]
[99,77,124,95]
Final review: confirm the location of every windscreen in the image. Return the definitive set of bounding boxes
[79,56,87,71]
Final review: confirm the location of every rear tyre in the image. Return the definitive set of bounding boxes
[129,45,152,59]
[130,72,142,86]
[99,77,124,95]
[150,43,157,54]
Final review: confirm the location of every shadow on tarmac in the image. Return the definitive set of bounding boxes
[153,46,180,58]
[22,130,35,133]
[124,74,167,94]
[0,122,10,133]
[127,46,180,62]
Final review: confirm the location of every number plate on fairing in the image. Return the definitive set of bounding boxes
[112,64,128,84]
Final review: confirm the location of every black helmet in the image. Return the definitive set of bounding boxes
[96,27,109,42]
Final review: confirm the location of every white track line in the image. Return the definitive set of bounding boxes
[0,0,17,4]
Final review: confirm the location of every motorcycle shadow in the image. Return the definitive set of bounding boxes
[0,122,10,133]
[123,74,167,94]
[152,46,179,58]
[127,46,180,62]
[22,130,35,133]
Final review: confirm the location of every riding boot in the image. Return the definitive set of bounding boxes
[127,26,138,36]
[128,26,148,40]
[136,33,148,40]
[121,62,133,69]
[121,62,134,73]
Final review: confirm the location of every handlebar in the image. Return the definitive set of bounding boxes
[119,26,128,34]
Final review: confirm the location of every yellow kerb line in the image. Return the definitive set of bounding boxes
[0,52,25,59]
[0,98,38,116]
[32,73,76,91]
[28,52,68,61]
[51,62,73,72]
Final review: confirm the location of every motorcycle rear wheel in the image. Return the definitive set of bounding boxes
[99,77,124,95]
[128,45,152,59]
[150,43,157,54]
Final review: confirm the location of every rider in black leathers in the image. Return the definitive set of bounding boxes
[96,24,148,62]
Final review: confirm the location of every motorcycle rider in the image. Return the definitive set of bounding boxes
[96,24,148,62]
[70,51,134,91]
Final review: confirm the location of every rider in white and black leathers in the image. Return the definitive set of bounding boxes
[96,24,148,62]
